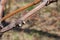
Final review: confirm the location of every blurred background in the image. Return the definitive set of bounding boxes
[1,0,60,40]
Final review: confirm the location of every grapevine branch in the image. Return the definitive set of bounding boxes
[0,0,58,36]
[0,0,48,33]
[0,0,41,22]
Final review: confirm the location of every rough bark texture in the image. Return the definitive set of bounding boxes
[0,0,60,40]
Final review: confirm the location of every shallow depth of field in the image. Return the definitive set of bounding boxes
[0,0,60,40]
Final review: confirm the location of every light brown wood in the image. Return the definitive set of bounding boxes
[0,0,6,20]
[0,0,41,22]
[0,0,6,28]
[0,0,47,33]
